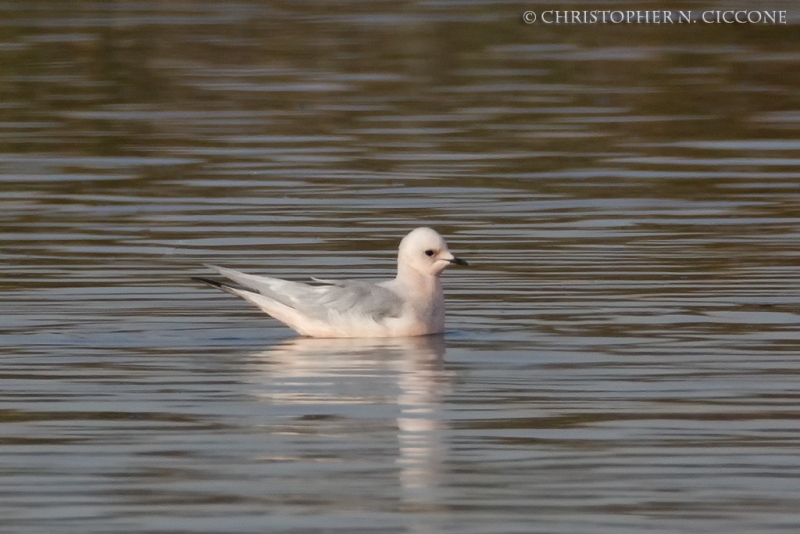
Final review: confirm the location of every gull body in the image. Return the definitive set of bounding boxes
[192,227,467,338]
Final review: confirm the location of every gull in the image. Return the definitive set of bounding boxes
[192,227,468,338]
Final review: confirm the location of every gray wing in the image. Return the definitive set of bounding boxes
[310,279,405,321]
[204,265,404,322]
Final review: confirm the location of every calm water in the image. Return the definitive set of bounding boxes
[2,1,800,533]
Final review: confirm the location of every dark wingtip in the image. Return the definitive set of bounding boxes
[191,276,225,289]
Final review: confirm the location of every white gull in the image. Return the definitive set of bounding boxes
[192,227,468,338]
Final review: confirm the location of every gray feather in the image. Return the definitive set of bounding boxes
[204,265,404,322]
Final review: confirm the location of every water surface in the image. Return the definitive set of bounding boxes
[2,2,800,533]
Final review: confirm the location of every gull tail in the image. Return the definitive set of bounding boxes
[191,271,321,336]
[190,276,252,298]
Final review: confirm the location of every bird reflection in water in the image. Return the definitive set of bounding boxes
[246,335,451,512]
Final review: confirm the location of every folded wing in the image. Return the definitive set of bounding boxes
[203,264,404,323]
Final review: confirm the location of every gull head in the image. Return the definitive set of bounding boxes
[398,227,468,277]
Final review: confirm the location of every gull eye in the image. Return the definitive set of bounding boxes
[425,249,435,257]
